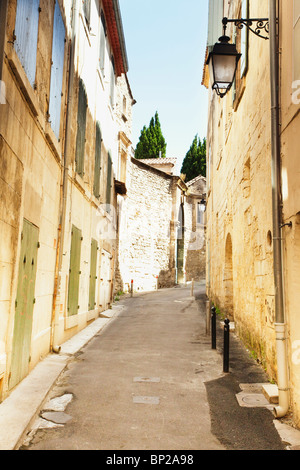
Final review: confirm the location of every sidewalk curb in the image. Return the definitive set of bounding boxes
[0,304,123,450]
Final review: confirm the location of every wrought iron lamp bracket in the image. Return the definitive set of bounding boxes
[222,17,270,40]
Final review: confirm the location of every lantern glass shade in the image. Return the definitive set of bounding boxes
[207,36,241,97]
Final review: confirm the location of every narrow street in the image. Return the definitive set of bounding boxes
[19,283,289,451]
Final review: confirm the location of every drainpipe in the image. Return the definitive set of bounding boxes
[269,0,289,418]
[50,0,79,353]
[0,0,8,81]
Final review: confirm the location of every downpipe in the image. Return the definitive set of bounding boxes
[269,0,289,418]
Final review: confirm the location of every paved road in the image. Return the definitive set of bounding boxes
[20,284,285,451]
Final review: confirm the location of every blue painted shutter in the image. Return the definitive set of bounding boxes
[49,1,66,139]
[14,0,40,87]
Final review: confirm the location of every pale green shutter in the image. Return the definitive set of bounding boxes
[75,79,87,177]
[106,152,112,209]
[88,239,98,310]
[68,225,82,316]
[93,122,102,199]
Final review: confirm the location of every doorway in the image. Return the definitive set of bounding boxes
[10,219,39,390]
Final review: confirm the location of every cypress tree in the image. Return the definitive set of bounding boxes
[181,135,206,182]
[135,111,167,159]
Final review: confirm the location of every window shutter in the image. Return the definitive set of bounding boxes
[83,0,91,26]
[106,152,112,209]
[75,79,87,176]
[93,122,102,198]
[49,1,66,139]
[99,11,106,73]
[110,56,115,107]
[88,239,98,311]
[14,0,40,87]
[68,225,82,316]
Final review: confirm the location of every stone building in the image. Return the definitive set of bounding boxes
[115,154,206,293]
[203,0,300,427]
[0,0,132,401]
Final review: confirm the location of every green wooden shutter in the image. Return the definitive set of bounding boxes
[106,152,112,210]
[88,239,98,310]
[10,219,39,389]
[93,122,102,198]
[68,225,82,316]
[75,79,87,177]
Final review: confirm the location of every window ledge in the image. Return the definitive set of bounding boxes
[6,44,40,119]
[45,121,62,161]
[65,314,78,330]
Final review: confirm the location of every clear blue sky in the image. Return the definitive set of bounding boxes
[119,0,209,173]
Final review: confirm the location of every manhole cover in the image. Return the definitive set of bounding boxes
[236,392,274,409]
[242,394,270,405]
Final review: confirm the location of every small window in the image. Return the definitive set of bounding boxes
[14,0,40,87]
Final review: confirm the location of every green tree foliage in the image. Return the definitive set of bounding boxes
[135,111,167,159]
[181,135,206,182]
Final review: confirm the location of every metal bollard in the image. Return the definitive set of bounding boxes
[211,306,216,350]
[223,318,230,373]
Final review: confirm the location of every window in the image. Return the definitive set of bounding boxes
[68,225,82,317]
[99,11,107,74]
[93,122,102,199]
[110,56,115,107]
[49,1,66,139]
[14,0,40,87]
[106,152,112,209]
[294,0,300,80]
[75,78,87,176]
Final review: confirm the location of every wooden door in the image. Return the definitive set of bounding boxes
[67,225,82,317]
[10,219,39,390]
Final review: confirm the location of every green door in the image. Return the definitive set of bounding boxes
[10,219,39,390]
[67,225,82,316]
[88,239,98,310]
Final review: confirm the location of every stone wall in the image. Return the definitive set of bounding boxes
[116,158,177,293]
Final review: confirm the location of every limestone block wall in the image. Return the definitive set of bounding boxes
[205,0,277,378]
[116,159,176,292]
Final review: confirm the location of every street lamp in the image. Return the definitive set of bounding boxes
[206,33,241,98]
[207,17,269,98]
